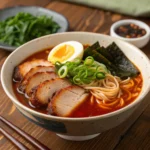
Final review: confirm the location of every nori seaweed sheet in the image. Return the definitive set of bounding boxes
[83,42,139,79]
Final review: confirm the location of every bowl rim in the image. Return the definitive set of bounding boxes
[110,19,150,41]
[1,31,150,122]
[0,5,69,51]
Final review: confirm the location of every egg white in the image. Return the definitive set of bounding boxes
[48,41,84,64]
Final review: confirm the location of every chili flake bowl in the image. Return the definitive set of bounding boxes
[110,19,150,48]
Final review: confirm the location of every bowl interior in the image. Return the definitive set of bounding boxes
[1,32,150,121]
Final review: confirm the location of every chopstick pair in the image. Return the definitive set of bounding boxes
[0,116,51,150]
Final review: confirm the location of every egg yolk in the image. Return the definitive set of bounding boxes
[50,44,75,63]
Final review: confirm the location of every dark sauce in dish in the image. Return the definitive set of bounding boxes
[115,23,146,38]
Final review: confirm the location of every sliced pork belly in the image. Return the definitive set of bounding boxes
[30,78,71,107]
[18,66,55,93]
[25,72,58,96]
[48,86,89,117]
[13,59,53,81]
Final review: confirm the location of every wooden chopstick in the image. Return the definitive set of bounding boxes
[0,127,29,150]
[0,116,51,150]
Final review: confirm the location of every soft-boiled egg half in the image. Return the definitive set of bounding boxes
[48,41,84,64]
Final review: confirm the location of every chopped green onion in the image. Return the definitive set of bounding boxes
[55,61,61,66]
[81,78,92,84]
[96,72,105,79]
[73,75,82,84]
[95,61,108,73]
[84,56,94,66]
[56,57,107,85]
[55,61,62,70]
[58,65,68,78]
[73,58,81,65]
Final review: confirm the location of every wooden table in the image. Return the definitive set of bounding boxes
[0,1,150,150]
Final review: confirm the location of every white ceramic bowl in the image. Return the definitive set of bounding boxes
[1,32,150,141]
[110,19,150,48]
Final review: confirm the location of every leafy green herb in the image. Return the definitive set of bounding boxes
[0,12,60,46]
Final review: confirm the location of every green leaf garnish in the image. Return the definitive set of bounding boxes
[0,12,60,46]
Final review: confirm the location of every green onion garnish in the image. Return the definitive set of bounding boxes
[73,58,81,65]
[96,72,105,79]
[55,56,107,85]
[58,65,68,78]
[73,75,82,84]
[55,61,62,70]
[84,56,94,66]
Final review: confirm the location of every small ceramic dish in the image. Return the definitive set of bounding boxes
[0,6,69,51]
[110,19,150,48]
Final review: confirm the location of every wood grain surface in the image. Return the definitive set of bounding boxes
[0,0,50,9]
[0,1,150,150]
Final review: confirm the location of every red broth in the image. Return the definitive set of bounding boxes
[12,48,143,117]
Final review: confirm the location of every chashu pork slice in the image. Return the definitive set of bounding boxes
[25,72,58,97]
[18,66,55,93]
[13,59,53,82]
[48,86,89,117]
[30,78,72,107]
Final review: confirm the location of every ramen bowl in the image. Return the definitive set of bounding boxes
[1,32,150,141]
